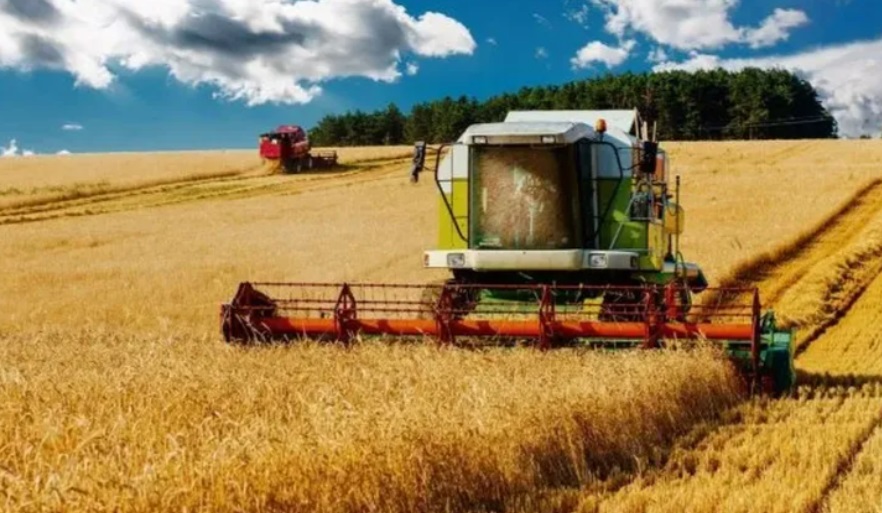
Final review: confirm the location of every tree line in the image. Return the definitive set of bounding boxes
[309,68,837,146]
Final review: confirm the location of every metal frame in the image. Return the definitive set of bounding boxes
[222,281,766,390]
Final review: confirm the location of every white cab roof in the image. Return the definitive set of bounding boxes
[458,121,594,144]
[505,110,638,135]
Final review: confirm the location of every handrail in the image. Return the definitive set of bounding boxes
[432,143,469,244]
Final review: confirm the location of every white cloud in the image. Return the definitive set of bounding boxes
[532,13,552,28]
[744,9,809,49]
[405,62,419,76]
[564,3,591,27]
[61,123,83,131]
[486,37,497,46]
[647,46,668,63]
[571,39,635,69]
[0,138,35,157]
[1,139,19,157]
[0,0,476,105]
[57,149,71,155]
[409,12,476,57]
[535,47,549,59]
[654,38,882,137]
[588,0,808,51]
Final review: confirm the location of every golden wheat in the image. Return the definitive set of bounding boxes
[797,255,882,376]
[664,139,882,283]
[823,424,882,513]
[0,335,739,513]
[576,386,882,513]
[561,141,882,513]
[717,183,882,350]
[318,145,415,163]
[0,151,257,209]
[0,146,413,210]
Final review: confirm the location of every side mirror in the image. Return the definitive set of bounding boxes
[410,141,427,183]
[640,141,658,177]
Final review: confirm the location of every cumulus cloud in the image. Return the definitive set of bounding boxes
[654,38,882,137]
[57,149,71,155]
[1,139,20,157]
[571,40,635,69]
[535,47,549,59]
[647,46,668,63]
[486,37,497,46]
[61,123,83,131]
[404,62,418,76]
[0,0,476,105]
[588,0,808,50]
[0,139,35,157]
[744,9,809,49]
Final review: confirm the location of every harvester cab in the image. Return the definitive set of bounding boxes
[224,110,795,395]
[413,110,707,302]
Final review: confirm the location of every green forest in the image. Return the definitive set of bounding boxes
[309,68,836,146]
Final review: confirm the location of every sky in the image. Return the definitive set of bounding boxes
[0,0,880,155]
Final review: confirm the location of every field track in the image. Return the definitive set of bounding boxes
[0,156,411,225]
[705,179,882,349]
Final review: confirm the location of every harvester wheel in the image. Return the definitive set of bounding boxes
[282,157,304,174]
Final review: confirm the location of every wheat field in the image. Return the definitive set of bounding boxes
[576,386,882,513]
[2,140,882,512]
[0,146,412,211]
[0,338,738,513]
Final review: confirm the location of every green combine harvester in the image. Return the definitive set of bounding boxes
[223,109,794,395]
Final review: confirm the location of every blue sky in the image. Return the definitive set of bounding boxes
[0,0,880,155]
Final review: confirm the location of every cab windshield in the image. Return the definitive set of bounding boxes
[469,145,581,250]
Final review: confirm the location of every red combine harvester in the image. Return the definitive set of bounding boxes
[259,125,338,173]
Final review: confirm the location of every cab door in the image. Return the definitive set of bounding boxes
[576,139,598,250]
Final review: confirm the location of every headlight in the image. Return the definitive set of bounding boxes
[447,253,466,268]
[589,254,609,268]
[541,135,557,144]
[472,136,488,145]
